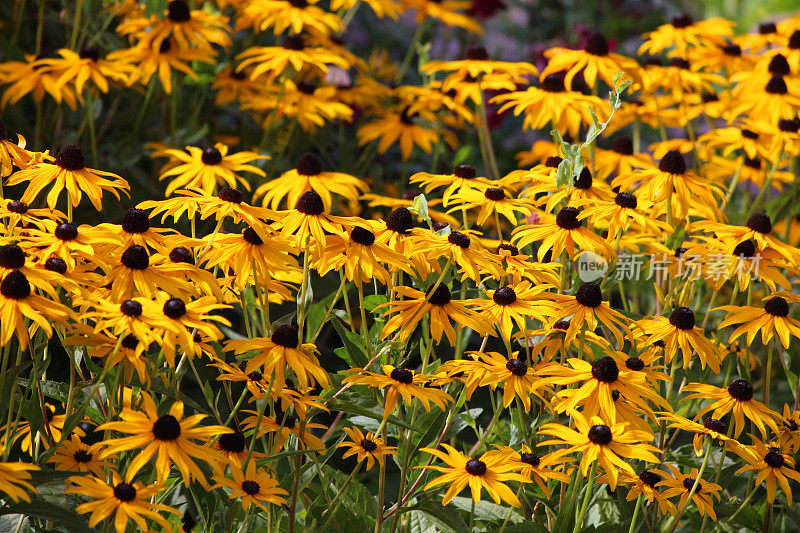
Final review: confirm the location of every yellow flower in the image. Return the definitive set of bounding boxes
[212,461,288,513]
[0,445,39,502]
[337,426,397,471]
[682,380,780,438]
[418,444,529,506]
[342,365,453,418]
[653,463,722,520]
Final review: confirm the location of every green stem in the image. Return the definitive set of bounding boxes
[70,0,85,49]
[572,463,596,533]
[764,338,775,408]
[476,77,500,179]
[628,494,643,533]
[665,440,712,533]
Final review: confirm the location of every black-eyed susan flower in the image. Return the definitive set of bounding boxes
[49,435,114,477]
[5,144,130,212]
[342,365,453,418]
[638,14,734,56]
[66,473,179,532]
[337,426,397,471]
[379,283,492,344]
[470,282,554,340]
[255,152,367,210]
[38,47,137,95]
[612,150,723,220]
[110,39,216,94]
[613,469,677,516]
[212,461,288,513]
[543,282,631,348]
[575,192,667,240]
[524,318,610,362]
[278,190,353,252]
[97,393,231,486]
[211,427,268,469]
[730,437,800,504]
[235,35,349,83]
[410,164,490,207]
[153,143,267,196]
[541,32,639,90]
[540,355,669,423]
[0,54,80,109]
[225,324,329,390]
[492,74,610,136]
[418,444,529,506]
[0,447,38,502]
[473,351,548,409]
[240,409,326,452]
[0,120,33,177]
[682,379,780,438]
[447,185,533,229]
[660,413,733,456]
[512,207,614,262]
[315,219,412,284]
[653,464,722,520]
[0,199,62,231]
[491,444,571,498]
[715,293,800,350]
[639,306,721,373]
[693,212,800,266]
[0,269,71,349]
[414,229,500,282]
[234,0,343,36]
[538,413,660,490]
[358,107,456,161]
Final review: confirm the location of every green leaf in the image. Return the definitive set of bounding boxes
[403,499,469,533]
[410,194,430,223]
[0,498,91,530]
[326,399,419,432]
[330,318,369,368]
[450,496,522,524]
[363,295,388,312]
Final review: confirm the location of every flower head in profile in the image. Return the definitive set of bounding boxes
[342,365,453,418]
[0,445,39,502]
[653,463,722,520]
[682,379,780,438]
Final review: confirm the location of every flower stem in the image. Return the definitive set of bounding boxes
[572,462,596,533]
[665,440,712,533]
[628,494,643,533]
[764,338,775,407]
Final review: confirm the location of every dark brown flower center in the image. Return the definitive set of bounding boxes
[614,192,637,209]
[591,356,619,382]
[588,424,612,444]
[575,282,603,308]
[73,449,93,463]
[78,46,99,61]
[671,13,693,27]
[555,206,582,230]
[766,76,788,95]
[465,459,487,475]
[350,226,375,246]
[169,246,194,264]
[113,483,137,502]
[295,190,324,215]
[448,231,470,249]
[682,478,701,491]
[241,480,261,495]
[360,439,378,452]
[121,334,138,350]
[120,245,149,270]
[55,144,86,170]
[45,256,67,274]
[55,223,78,241]
[219,430,247,453]
[669,58,690,70]
[611,136,633,155]
[386,207,413,234]
[242,227,263,245]
[496,243,519,255]
[541,74,565,93]
[484,187,505,201]
[426,283,451,306]
[727,379,753,401]
[506,358,528,376]
[746,212,772,234]
[764,296,789,317]
[283,35,305,51]
[167,0,191,22]
[201,147,222,165]
[390,367,414,384]
[669,306,695,330]
[1,270,30,300]
[768,54,790,76]
[702,418,727,433]
[520,452,540,466]
[152,414,181,440]
[625,357,645,371]
[722,43,741,56]
[493,287,517,306]
[296,153,322,176]
[120,299,143,317]
[0,244,25,269]
[465,45,489,60]
[765,451,785,468]
[760,22,777,34]
[453,164,476,179]
[7,201,28,214]
[574,167,592,190]
[545,156,563,168]
[639,469,661,487]
[271,324,299,348]
[658,150,687,175]
[122,208,150,234]
[163,298,187,319]
[218,186,242,204]
[732,239,756,258]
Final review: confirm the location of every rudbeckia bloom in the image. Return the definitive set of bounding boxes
[693,212,800,266]
[235,35,349,82]
[511,207,614,262]
[422,45,537,95]
[315,220,412,284]
[470,281,554,340]
[23,220,120,269]
[492,74,610,136]
[543,282,631,348]
[225,324,330,390]
[379,283,492,344]
[541,32,639,90]
[613,469,677,516]
[254,152,367,210]
[240,409,326,452]
[49,435,114,477]
[401,0,482,33]
[117,0,231,54]
[447,186,533,228]
[575,192,667,240]
[414,229,500,282]
[0,445,39,502]
[342,365,453,418]
[97,393,231,486]
[540,356,669,423]
[491,445,571,498]
[410,164,491,207]
[0,269,71,349]
[337,426,398,471]
[38,47,137,95]
[638,14,734,56]
[660,413,733,456]
[66,473,179,533]
[611,150,722,220]
[472,351,548,409]
[418,444,529,506]
[639,306,721,373]
[730,437,800,504]
[0,54,80,109]
[653,464,722,520]
[233,0,343,36]
[153,143,267,196]
[0,120,32,177]
[278,190,352,252]
[682,379,780,438]
[5,144,130,211]
[0,199,61,231]
[538,413,660,490]
[212,461,288,513]
[358,107,456,161]
[715,293,800,349]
